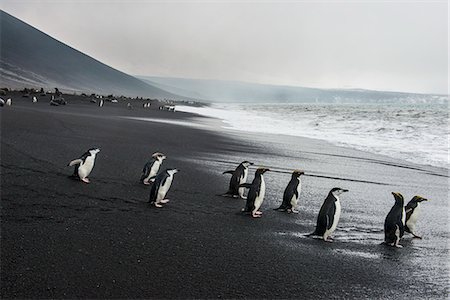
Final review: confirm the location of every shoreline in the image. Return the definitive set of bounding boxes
[1,95,448,299]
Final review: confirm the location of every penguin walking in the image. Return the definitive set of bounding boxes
[222,161,253,199]
[99,99,104,107]
[140,152,166,185]
[149,168,179,208]
[405,195,428,239]
[32,96,38,103]
[67,148,100,183]
[384,192,406,248]
[274,170,304,213]
[308,187,348,241]
[239,167,270,218]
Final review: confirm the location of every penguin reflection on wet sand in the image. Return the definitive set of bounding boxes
[67,148,100,183]
[239,167,270,218]
[222,161,253,199]
[384,192,406,248]
[405,195,428,239]
[274,170,304,213]
[307,187,348,241]
[149,168,179,208]
[140,152,166,185]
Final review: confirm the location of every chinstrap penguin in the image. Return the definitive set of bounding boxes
[384,192,406,248]
[239,167,270,218]
[68,148,101,183]
[274,170,305,213]
[405,195,428,239]
[140,152,166,185]
[222,160,253,199]
[149,168,179,208]
[308,187,348,241]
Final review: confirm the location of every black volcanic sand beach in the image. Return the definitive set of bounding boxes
[1,94,449,299]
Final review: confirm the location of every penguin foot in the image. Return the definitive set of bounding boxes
[291,209,299,214]
[160,199,170,203]
[395,244,403,248]
[154,203,163,208]
[81,178,90,183]
[252,213,262,218]
[412,234,422,239]
[254,211,263,215]
[143,181,151,185]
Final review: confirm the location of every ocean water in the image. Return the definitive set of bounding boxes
[178,102,449,169]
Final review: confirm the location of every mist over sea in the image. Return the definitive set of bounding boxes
[178,101,449,169]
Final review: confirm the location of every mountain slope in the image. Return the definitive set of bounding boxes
[0,10,183,99]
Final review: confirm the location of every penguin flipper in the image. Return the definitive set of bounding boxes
[239,183,252,189]
[68,159,83,166]
[223,170,235,175]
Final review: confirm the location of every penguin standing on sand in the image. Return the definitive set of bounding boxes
[222,161,253,199]
[5,98,11,106]
[140,152,166,185]
[308,187,348,241]
[384,192,406,247]
[405,195,428,239]
[274,170,305,213]
[32,96,38,103]
[149,168,179,208]
[239,167,270,218]
[99,99,104,107]
[68,148,100,183]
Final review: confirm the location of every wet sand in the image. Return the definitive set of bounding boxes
[1,94,448,299]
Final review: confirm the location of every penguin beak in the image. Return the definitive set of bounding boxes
[342,189,348,193]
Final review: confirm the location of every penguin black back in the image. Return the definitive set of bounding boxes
[384,192,405,247]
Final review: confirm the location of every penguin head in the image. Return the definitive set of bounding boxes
[88,148,100,155]
[330,187,348,197]
[256,167,270,174]
[166,168,179,175]
[292,170,305,177]
[241,161,253,167]
[152,152,166,161]
[411,195,428,203]
[391,192,404,205]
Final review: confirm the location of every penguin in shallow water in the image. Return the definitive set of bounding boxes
[239,167,270,218]
[308,187,348,241]
[149,168,179,208]
[384,192,406,248]
[140,152,166,184]
[274,170,304,213]
[222,161,253,198]
[68,148,100,183]
[405,195,428,239]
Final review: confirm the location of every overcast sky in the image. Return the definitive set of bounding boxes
[1,0,448,94]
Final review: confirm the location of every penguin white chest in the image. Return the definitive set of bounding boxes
[325,198,341,238]
[254,176,265,211]
[78,155,96,178]
[406,203,420,229]
[401,207,406,226]
[157,175,173,200]
[150,160,162,177]
[291,179,302,208]
[241,168,248,184]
